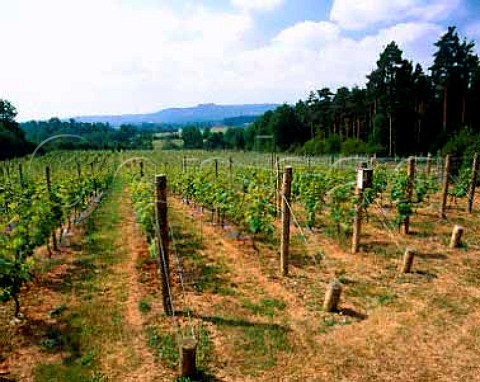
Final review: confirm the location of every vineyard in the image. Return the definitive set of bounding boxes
[2,150,480,381]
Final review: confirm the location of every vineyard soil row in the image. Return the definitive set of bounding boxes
[2,151,480,380]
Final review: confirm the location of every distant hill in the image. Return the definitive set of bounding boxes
[73,103,280,126]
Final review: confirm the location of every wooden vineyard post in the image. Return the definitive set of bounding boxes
[229,156,233,178]
[352,185,363,254]
[449,225,464,248]
[352,166,372,254]
[215,159,218,179]
[468,153,479,213]
[76,161,82,179]
[402,248,415,273]
[155,174,173,316]
[46,166,58,252]
[280,166,293,276]
[182,156,187,173]
[426,153,432,177]
[139,161,144,178]
[179,338,198,378]
[276,158,282,217]
[90,161,97,197]
[18,163,24,188]
[440,154,452,218]
[404,156,415,235]
[323,279,342,312]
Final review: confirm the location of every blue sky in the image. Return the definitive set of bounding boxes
[1,0,479,120]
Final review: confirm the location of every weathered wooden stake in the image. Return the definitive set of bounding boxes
[449,225,464,248]
[352,185,363,254]
[18,164,24,188]
[155,174,173,316]
[276,158,282,216]
[402,248,415,273]
[215,159,218,179]
[468,153,478,213]
[179,338,198,378]
[404,156,415,235]
[323,279,342,312]
[280,166,293,276]
[76,161,82,179]
[139,161,144,178]
[426,153,432,177]
[182,156,187,173]
[440,154,451,218]
[46,166,58,252]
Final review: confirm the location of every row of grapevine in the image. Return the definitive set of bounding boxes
[125,151,479,251]
[0,152,115,316]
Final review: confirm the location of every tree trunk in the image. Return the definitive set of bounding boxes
[443,85,448,134]
[389,113,393,157]
[14,295,20,318]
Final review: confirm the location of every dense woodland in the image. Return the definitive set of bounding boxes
[238,26,480,156]
[20,119,154,151]
[2,26,480,159]
[0,100,35,160]
[166,27,480,157]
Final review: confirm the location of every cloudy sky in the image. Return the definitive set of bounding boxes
[1,0,480,121]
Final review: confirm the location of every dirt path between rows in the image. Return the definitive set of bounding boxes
[113,189,163,381]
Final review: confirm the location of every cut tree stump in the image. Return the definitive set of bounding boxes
[449,225,464,248]
[323,280,342,312]
[402,248,415,273]
[180,338,198,378]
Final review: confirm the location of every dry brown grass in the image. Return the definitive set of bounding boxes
[2,185,480,381]
[165,191,480,381]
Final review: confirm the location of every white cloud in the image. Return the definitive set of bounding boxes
[330,0,460,30]
[0,1,456,120]
[229,21,443,100]
[273,21,341,48]
[0,0,253,119]
[231,0,284,13]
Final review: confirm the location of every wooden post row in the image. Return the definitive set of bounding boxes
[440,154,451,218]
[154,174,173,316]
[280,166,293,276]
[276,158,282,215]
[182,156,187,173]
[351,185,363,254]
[46,166,58,252]
[404,156,415,235]
[426,153,432,177]
[468,153,479,214]
[18,164,24,188]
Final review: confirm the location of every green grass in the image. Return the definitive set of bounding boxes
[34,181,136,381]
[138,299,152,314]
[170,212,236,296]
[235,324,291,373]
[146,324,213,372]
[241,298,287,318]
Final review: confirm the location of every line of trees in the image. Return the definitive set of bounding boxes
[0,100,35,160]
[20,118,154,151]
[228,26,480,156]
